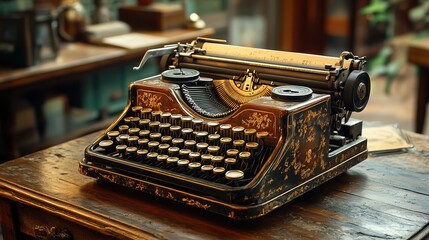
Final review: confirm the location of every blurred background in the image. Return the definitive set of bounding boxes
[0,0,428,161]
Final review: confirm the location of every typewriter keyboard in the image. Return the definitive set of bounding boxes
[92,106,274,187]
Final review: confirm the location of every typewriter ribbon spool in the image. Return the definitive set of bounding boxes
[80,37,371,219]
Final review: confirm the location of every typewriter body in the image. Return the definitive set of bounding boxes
[79,37,370,220]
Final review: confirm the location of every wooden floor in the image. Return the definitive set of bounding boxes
[354,59,429,136]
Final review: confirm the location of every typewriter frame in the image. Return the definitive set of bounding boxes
[80,78,367,220]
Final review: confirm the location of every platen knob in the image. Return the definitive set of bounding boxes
[271,85,313,101]
[161,68,200,83]
[343,70,371,112]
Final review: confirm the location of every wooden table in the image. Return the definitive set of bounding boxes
[0,28,214,161]
[0,131,428,239]
[408,37,429,134]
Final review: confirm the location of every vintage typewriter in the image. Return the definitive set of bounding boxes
[79,37,371,220]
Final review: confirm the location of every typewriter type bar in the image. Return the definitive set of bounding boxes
[80,38,370,220]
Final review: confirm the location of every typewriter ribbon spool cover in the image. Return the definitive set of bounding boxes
[79,37,370,220]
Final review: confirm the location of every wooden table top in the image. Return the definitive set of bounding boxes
[0,130,428,239]
[0,28,214,92]
[408,37,429,68]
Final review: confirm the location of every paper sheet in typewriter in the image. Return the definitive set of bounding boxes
[79,37,371,220]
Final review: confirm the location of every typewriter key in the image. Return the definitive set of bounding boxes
[129,117,140,127]
[170,125,182,138]
[159,123,171,135]
[189,162,201,170]
[158,143,170,154]
[116,144,127,157]
[211,155,224,166]
[98,140,114,151]
[138,138,149,148]
[126,146,138,158]
[196,131,209,143]
[189,152,201,162]
[201,164,214,172]
[171,114,182,126]
[220,124,232,136]
[181,128,194,139]
[207,121,220,134]
[161,68,200,83]
[172,138,184,147]
[160,112,171,122]
[141,108,152,119]
[213,167,225,175]
[139,129,150,138]
[137,149,148,161]
[149,121,160,132]
[131,106,143,117]
[233,139,245,151]
[271,85,313,101]
[232,126,245,139]
[149,132,162,141]
[226,149,239,157]
[179,148,191,158]
[107,130,120,140]
[196,142,208,153]
[225,170,244,180]
[156,154,169,165]
[168,146,180,156]
[118,125,129,134]
[128,127,140,136]
[167,156,179,165]
[184,140,196,150]
[139,119,150,130]
[151,111,162,121]
[180,115,193,128]
[244,128,257,142]
[118,134,129,145]
[123,116,134,123]
[148,141,160,151]
[191,118,204,131]
[224,158,237,170]
[208,134,221,145]
[161,135,172,144]
[220,137,232,151]
[177,159,190,172]
[127,135,139,146]
[201,154,213,165]
[147,152,159,164]
[207,145,220,155]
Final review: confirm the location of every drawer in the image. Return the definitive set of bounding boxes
[17,203,112,240]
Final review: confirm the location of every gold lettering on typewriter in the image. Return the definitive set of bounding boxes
[137,91,163,109]
[181,198,211,210]
[241,111,274,133]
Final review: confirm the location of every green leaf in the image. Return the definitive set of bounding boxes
[360,0,389,14]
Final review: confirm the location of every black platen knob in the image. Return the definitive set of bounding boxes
[271,85,313,102]
[161,68,200,83]
[343,70,371,112]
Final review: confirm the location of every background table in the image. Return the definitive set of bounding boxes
[0,131,428,239]
[408,37,429,134]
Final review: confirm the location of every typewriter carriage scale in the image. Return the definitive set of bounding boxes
[79,37,371,220]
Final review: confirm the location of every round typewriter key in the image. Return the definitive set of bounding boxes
[147,152,159,164]
[207,145,220,155]
[271,85,313,101]
[149,132,162,141]
[138,138,149,148]
[177,159,190,170]
[246,142,259,150]
[208,133,221,144]
[213,167,225,175]
[233,139,245,151]
[128,127,140,136]
[196,142,208,153]
[156,154,168,165]
[220,124,232,136]
[189,151,201,161]
[170,125,182,138]
[137,149,148,161]
[172,137,184,147]
[181,128,194,138]
[188,162,201,170]
[179,148,191,158]
[116,144,127,156]
[244,128,257,142]
[232,126,245,139]
[256,131,269,147]
[132,106,143,117]
[148,141,160,151]
[118,134,129,144]
[226,149,239,157]
[107,131,120,140]
[192,118,204,130]
[139,119,151,129]
[160,112,171,122]
[149,121,160,132]
[161,135,172,144]
[139,129,150,138]
[201,164,214,172]
[220,137,232,151]
[151,110,162,121]
[159,123,171,135]
[170,114,182,126]
[211,155,224,166]
[201,154,213,165]
[225,158,237,170]
[168,146,180,156]
[126,146,138,157]
[127,135,139,146]
[207,121,220,134]
[184,140,196,150]
[196,131,209,143]
[98,140,114,150]
[158,143,170,154]
[118,125,129,134]
[167,156,179,165]
[161,68,200,83]
[225,170,244,180]
[129,117,140,127]
[141,108,152,119]
[123,116,134,123]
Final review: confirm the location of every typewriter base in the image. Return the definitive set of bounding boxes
[79,137,367,220]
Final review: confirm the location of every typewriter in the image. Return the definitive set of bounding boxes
[79,37,370,220]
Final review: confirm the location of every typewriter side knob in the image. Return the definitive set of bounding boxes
[271,85,313,101]
[161,68,200,83]
[343,70,371,112]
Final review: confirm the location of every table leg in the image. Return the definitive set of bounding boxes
[416,67,429,133]
[0,94,19,162]
[0,198,18,240]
